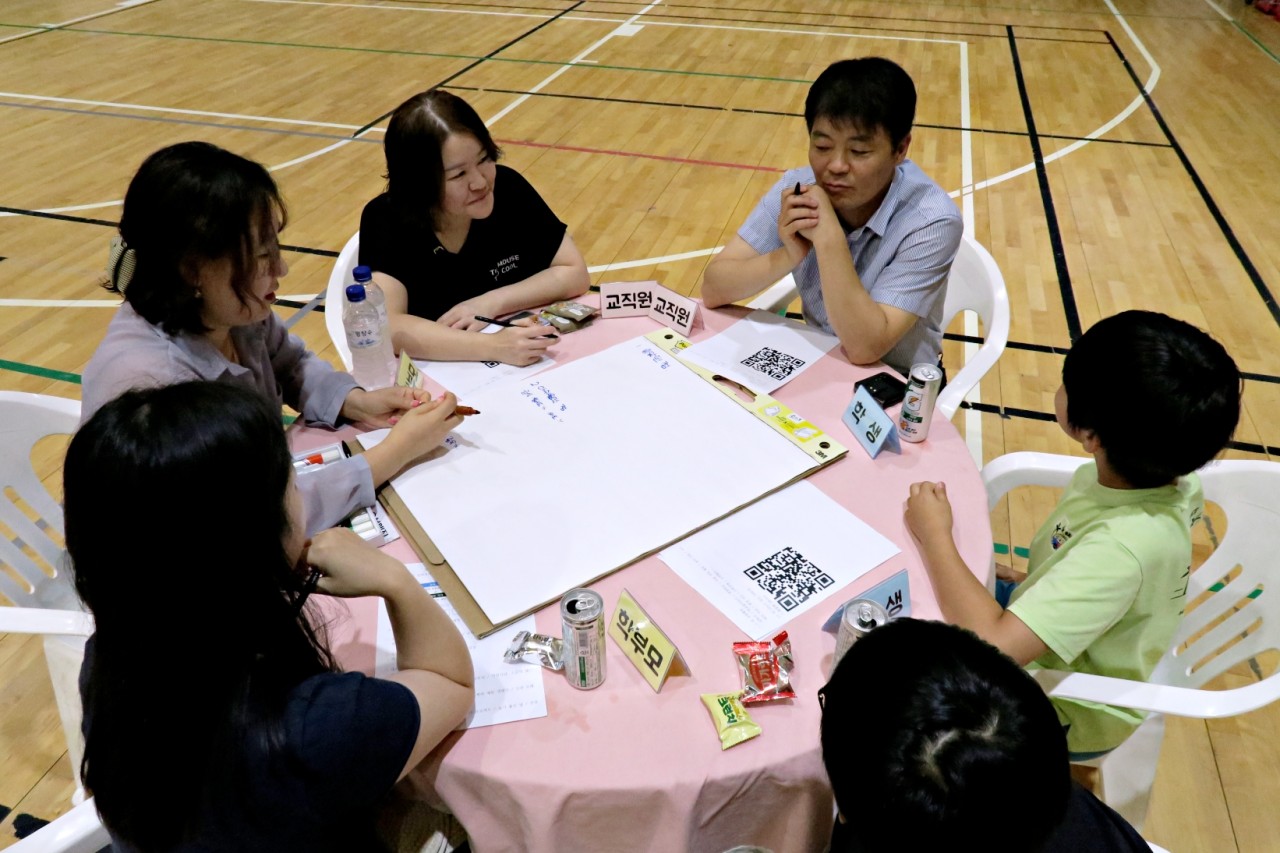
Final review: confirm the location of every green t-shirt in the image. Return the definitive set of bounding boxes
[1008,462,1202,754]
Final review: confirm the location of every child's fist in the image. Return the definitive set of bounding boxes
[905,481,955,544]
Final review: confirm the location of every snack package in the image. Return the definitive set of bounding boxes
[701,693,762,750]
[504,631,565,671]
[733,630,796,704]
[538,311,581,334]
[544,301,598,323]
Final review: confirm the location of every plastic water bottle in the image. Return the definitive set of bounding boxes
[344,284,396,389]
[353,265,387,328]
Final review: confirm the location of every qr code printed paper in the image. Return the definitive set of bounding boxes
[744,547,835,611]
[741,347,806,382]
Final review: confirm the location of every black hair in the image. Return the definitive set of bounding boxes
[108,141,287,335]
[820,619,1070,853]
[804,57,916,149]
[64,381,334,850]
[1063,310,1241,488]
[384,89,503,228]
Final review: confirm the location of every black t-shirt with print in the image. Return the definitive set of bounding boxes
[359,165,567,321]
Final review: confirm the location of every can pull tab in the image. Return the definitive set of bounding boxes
[855,603,879,629]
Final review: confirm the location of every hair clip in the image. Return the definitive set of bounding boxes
[106,235,137,292]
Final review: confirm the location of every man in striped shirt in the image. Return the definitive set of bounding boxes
[703,57,963,377]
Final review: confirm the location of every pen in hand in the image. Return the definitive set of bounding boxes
[473,315,559,340]
[794,182,803,196]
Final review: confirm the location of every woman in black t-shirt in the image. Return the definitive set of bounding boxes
[66,382,475,852]
[360,90,590,366]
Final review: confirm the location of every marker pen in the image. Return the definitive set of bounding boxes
[293,447,344,470]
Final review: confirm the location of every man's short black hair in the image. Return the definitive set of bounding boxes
[820,619,1070,853]
[1063,310,1241,488]
[804,57,916,148]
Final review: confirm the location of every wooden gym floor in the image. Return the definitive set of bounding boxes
[1,0,1278,848]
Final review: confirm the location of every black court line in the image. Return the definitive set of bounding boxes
[1007,26,1082,342]
[0,204,339,257]
[944,331,1280,386]
[960,400,1278,456]
[442,85,1173,148]
[1105,32,1280,329]
[353,0,584,136]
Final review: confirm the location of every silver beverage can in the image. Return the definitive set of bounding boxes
[561,588,606,690]
[832,598,889,671]
[897,362,943,443]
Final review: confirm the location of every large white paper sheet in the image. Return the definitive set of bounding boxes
[415,324,555,398]
[376,562,547,729]
[658,481,900,639]
[360,336,819,627]
[678,310,839,394]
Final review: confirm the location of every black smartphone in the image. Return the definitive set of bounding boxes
[855,371,907,409]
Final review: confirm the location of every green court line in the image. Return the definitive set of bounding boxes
[0,358,81,385]
[992,543,1031,558]
[1207,582,1264,599]
[0,23,810,85]
[1233,20,1280,66]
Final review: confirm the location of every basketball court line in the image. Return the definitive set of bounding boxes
[0,0,163,46]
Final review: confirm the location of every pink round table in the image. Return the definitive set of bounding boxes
[293,299,992,853]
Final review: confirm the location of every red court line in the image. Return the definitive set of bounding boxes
[494,137,783,172]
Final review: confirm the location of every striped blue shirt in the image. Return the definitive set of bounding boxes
[738,160,963,375]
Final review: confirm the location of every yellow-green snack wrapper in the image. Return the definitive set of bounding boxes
[701,692,762,750]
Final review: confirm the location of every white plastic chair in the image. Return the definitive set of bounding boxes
[936,235,1010,420]
[6,797,109,853]
[325,231,361,370]
[732,235,1009,420]
[983,451,1280,830]
[0,392,94,805]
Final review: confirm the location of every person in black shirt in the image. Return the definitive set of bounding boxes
[818,618,1153,853]
[360,89,590,365]
[65,382,475,852]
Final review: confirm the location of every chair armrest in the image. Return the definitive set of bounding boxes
[1032,668,1280,719]
[8,797,110,853]
[0,607,94,636]
[982,452,1089,511]
[744,274,799,315]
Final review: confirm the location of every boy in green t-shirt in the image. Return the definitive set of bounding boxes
[904,310,1241,756]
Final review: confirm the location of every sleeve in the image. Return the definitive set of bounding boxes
[1008,537,1143,664]
[500,167,566,271]
[295,456,376,535]
[737,174,791,256]
[866,211,963,318]
[289,672,421,813]
[358,195,403,281]
[262,314,358,427]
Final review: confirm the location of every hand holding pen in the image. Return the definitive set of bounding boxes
[474,315,559,367]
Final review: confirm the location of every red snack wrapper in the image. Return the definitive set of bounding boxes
[733,630,795,704]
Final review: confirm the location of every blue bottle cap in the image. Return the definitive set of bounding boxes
[345,284,367,302]
[353,265,372,282]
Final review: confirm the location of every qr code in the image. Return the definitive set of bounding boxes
[744,547,835,611]
[741,347,806,382]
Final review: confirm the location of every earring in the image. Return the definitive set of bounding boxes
[194,289,203,299]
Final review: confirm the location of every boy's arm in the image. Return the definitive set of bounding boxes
[906,481,1049,665]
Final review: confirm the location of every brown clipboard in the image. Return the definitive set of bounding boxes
[350,331,848,638]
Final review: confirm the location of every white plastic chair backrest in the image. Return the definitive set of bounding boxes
[7,796,110,853]
[937,235,1010,420]
[1151,459,1280,688]
[0,392,81,610]
[325,231,360,371]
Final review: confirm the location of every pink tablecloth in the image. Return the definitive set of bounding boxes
[292,300,992,853]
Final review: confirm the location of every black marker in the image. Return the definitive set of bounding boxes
[794,182,803,196]
[473,315,559,340]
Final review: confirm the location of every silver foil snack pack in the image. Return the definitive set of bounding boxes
[504,630,565,671]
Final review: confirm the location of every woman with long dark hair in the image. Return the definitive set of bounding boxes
[359,89,590,366]
[65,381,474,852]
[82,141,463,534]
